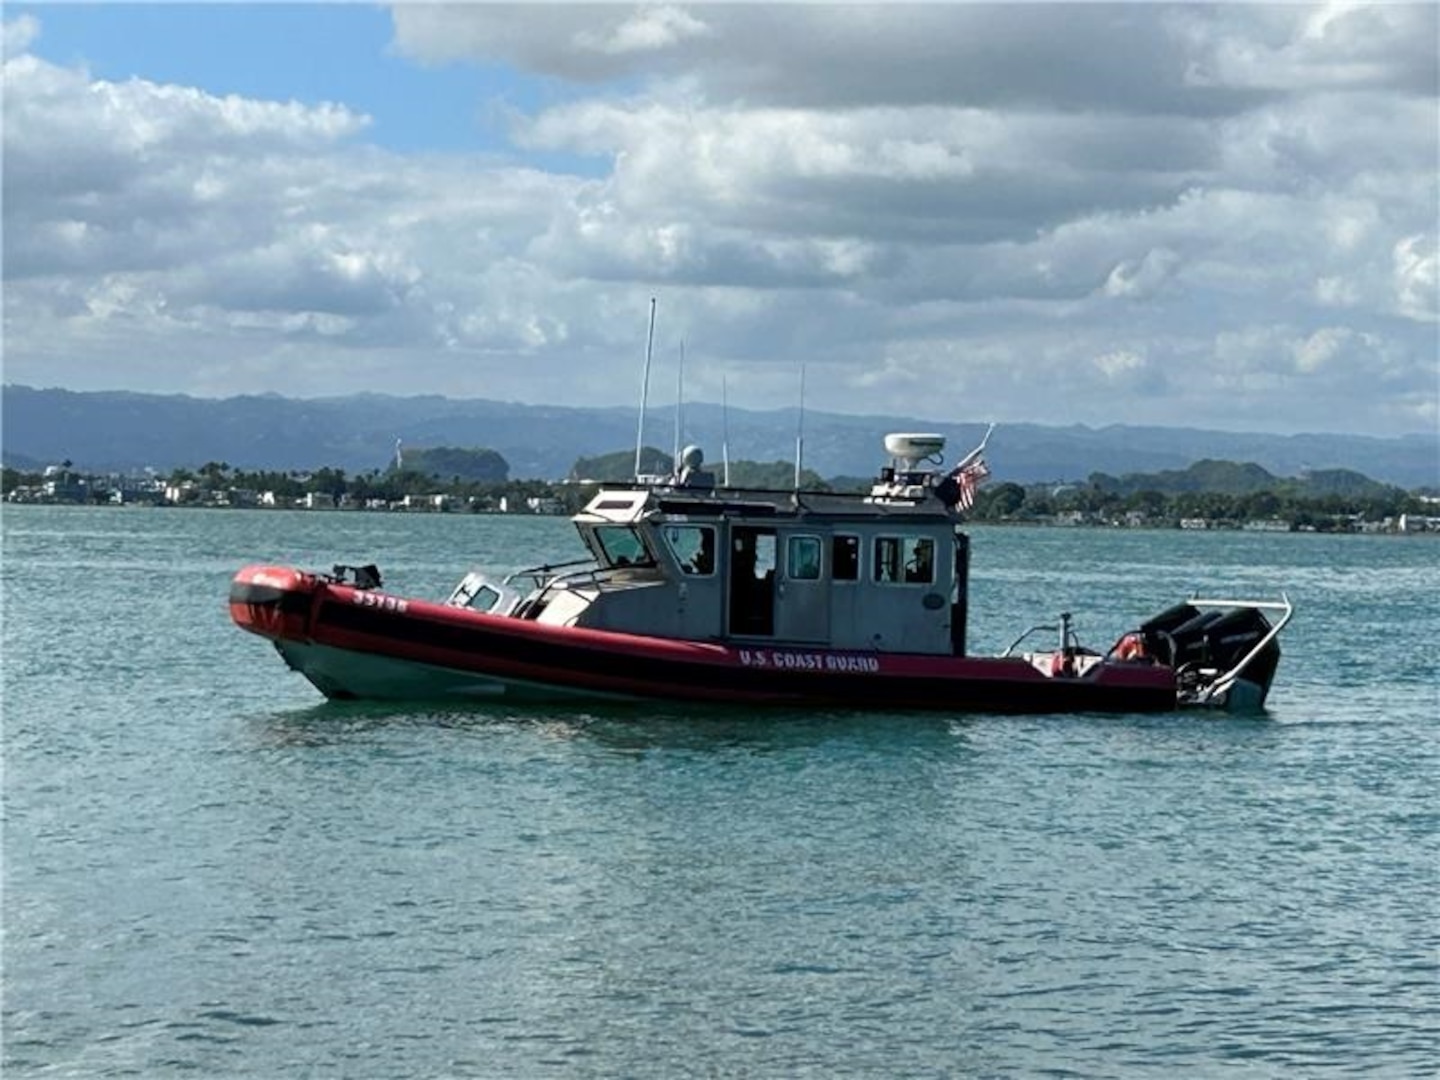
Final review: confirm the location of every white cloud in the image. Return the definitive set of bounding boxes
[1102,249,1181,300]
[2,6,1437,438]
[1200,2,1438,94]
[1,12,38,58]
[1293,326,1356,373]
[576,5,711,56]
[395,4,1437,113]
[1393,234,1438,323]
[1094,350,1147,379]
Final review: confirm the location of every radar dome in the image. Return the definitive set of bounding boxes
[883,433,946,469]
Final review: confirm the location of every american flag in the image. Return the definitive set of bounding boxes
[951,457,991,511]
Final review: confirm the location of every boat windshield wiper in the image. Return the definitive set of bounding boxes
[509,556,595,579]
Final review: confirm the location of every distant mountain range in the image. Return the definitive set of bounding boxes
[3,385,1436,489]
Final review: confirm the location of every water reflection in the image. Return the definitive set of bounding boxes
[243,696,972,757]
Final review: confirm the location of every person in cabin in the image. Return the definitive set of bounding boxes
[905,540,934,584]
[690,529,715,575]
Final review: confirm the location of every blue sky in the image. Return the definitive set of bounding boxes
[3,4,1437,437]
[12,3,573,157]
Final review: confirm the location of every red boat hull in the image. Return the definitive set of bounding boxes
[230,564,1180,712]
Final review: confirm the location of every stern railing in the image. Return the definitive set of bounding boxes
[1182,594,1294,706]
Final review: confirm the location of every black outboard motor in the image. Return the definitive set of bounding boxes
[1137,602,1277,675]
[1168,610,1228,668]
[1160,605,1281,690]
[1137,603,1200,666]
[1202,607,1280,688]
[1138,598,1289,709]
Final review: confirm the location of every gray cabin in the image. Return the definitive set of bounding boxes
[448,436,974,657]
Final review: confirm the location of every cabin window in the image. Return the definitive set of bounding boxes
[873,536,936,584]
[663,525,716,576]
[904,538,936,584]
[787,536,822,580]
[593,525,654,568]
[753,534,777,579]
[832,535,860,581]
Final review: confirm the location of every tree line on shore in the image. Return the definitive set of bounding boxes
[963,481,1428,530]
[5,449,1434,529]
[963,457,1434,528]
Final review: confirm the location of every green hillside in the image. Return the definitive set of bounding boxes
[1090,459,1398,499]
[398,446,509,483]
[570,447,675,481]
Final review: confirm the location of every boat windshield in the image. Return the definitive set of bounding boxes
[593,525,655,568]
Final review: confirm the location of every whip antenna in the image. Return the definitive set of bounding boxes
[672,338,685,474]
[721,374,731,488]
[634,298,657,481]
[793,362,807,490]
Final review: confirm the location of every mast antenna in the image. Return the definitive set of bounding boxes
[672,338,685,474]
[793,362,807,490]
[721,374,731,488]
[634,298,657,481]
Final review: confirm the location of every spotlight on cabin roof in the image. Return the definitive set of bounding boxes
[883,433,947,470]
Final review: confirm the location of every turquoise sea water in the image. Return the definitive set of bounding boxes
[3,505,1437,1077]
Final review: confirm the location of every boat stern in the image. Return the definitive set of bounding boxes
[1141,595,1293,712]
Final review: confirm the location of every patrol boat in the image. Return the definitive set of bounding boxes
[229,434,1291,712]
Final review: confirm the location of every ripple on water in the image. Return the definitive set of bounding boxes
[3,508,1437,1077]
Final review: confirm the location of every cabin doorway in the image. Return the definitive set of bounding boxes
[728,526,776,636]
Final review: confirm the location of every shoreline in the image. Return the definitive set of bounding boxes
[5,497,1436,536]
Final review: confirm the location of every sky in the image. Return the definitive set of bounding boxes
[2,3,1437,437]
